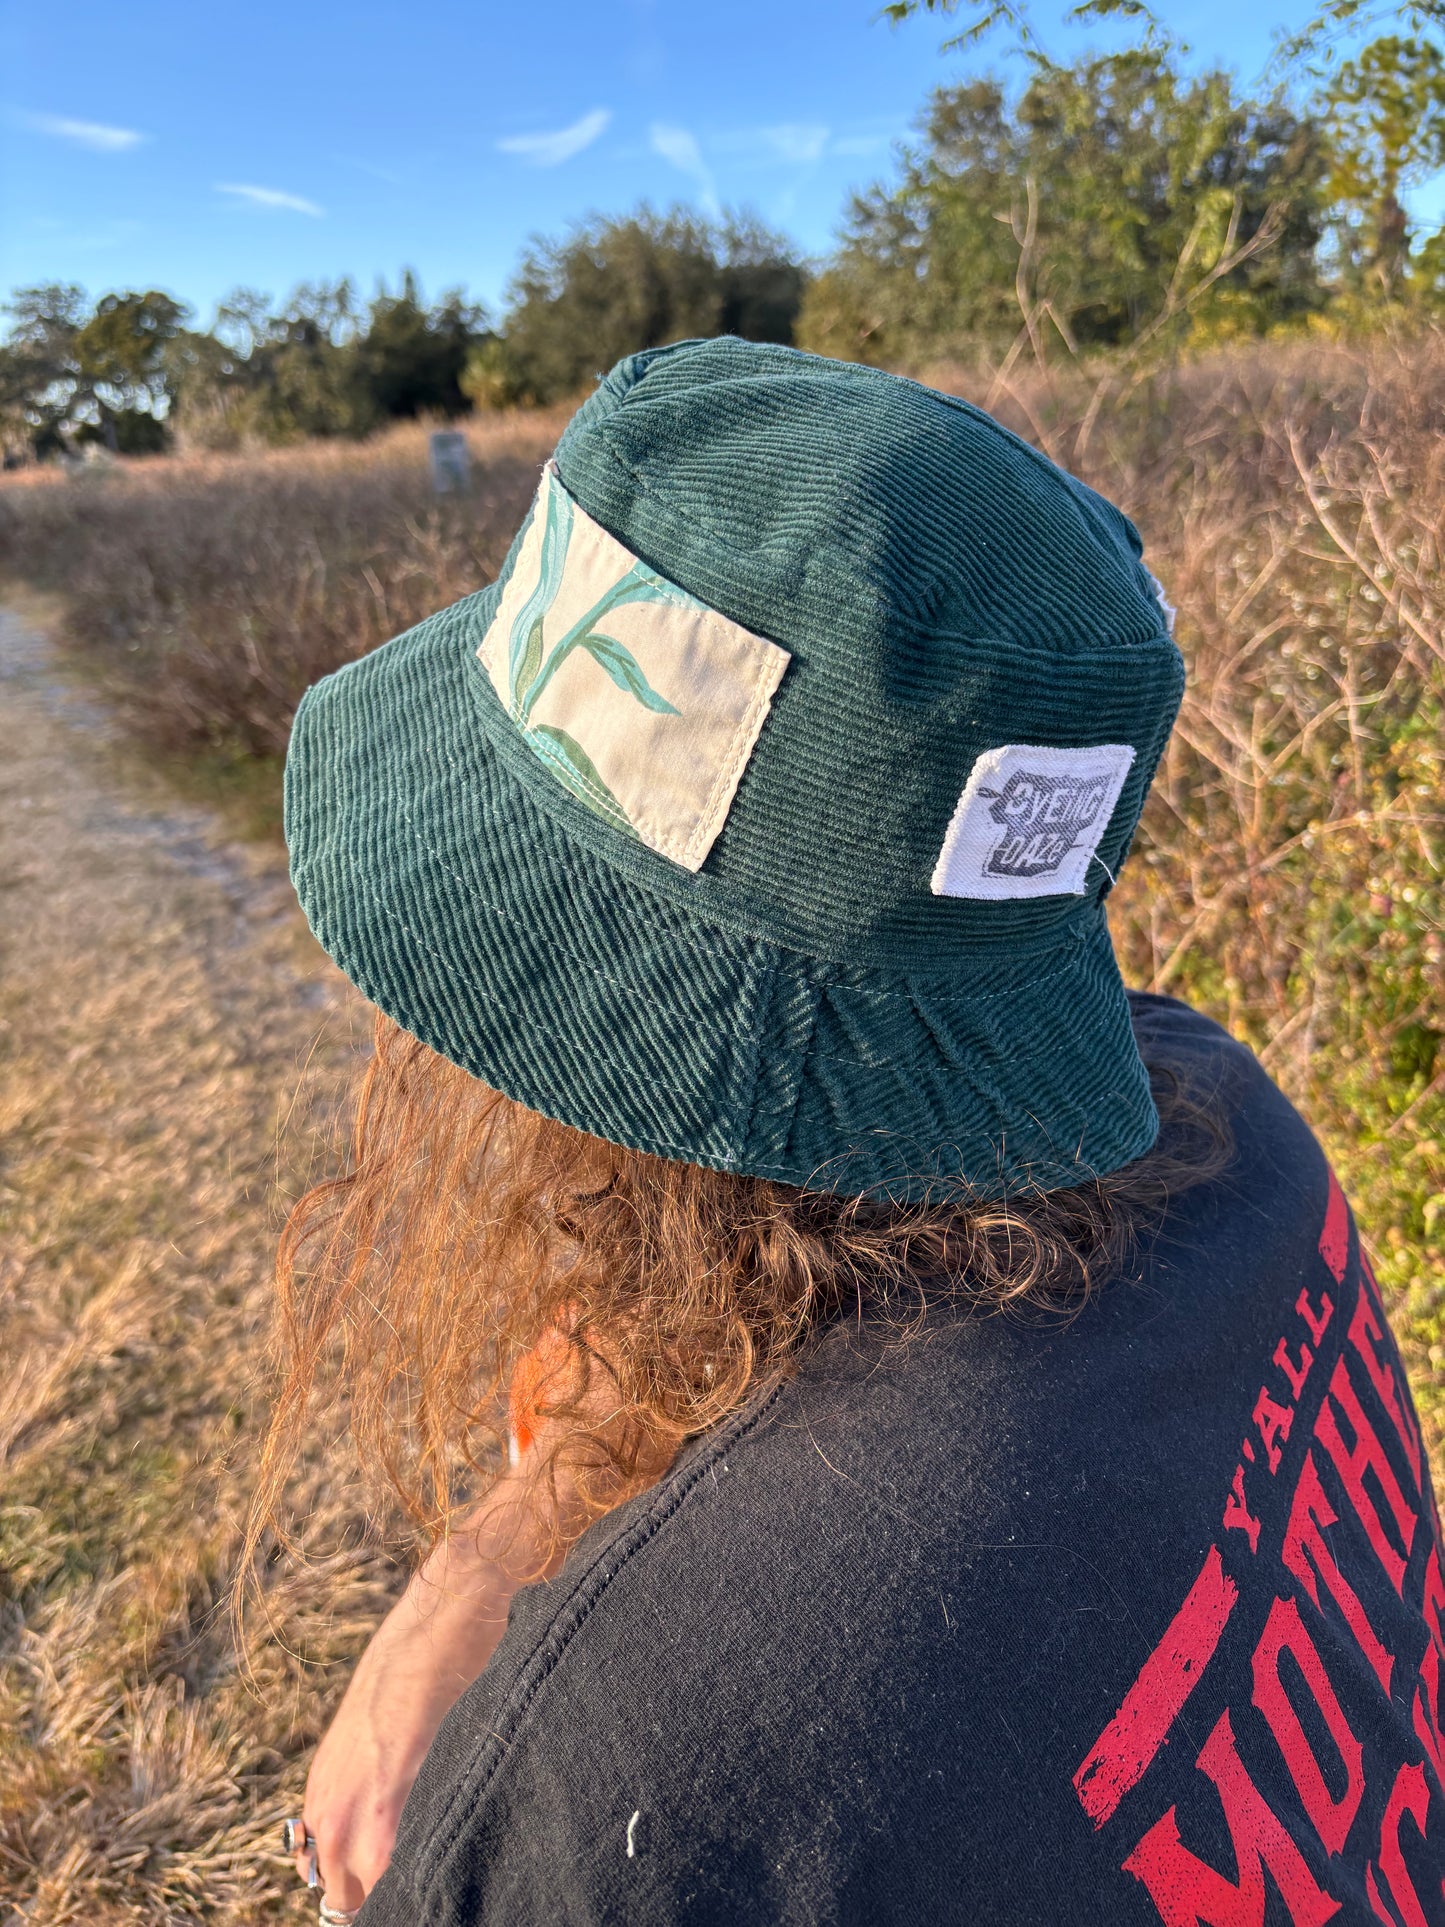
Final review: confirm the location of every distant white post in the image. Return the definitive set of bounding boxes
[429,430,471,495]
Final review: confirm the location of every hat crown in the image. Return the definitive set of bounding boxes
[285,337,1181,1201]
[564,338,1157,654]
[546,338,1181,961]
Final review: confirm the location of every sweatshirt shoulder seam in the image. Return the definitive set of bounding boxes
[409,1376,792,1899]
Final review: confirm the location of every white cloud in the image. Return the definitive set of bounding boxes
[335,153,402,186]
[215,182,324,216]
[497,108,611,168]
[737,123,831,166]
[704,123,892,170]
[830,132,894,158]
[649,122,719,216]
[28,113,147,152]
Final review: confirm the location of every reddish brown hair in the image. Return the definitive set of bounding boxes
[245,1011,1228,1575]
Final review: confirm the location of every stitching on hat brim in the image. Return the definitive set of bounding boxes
[444,634,1119,996]
[307,841,1119,1192]
[456,590,1179,972]
[392,760,1113,1014]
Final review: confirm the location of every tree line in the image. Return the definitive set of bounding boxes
[3,23,1443,459]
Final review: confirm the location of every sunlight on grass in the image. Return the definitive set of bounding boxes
[0,357,1439,1918]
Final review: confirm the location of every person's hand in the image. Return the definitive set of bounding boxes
[294,1482,550,1911]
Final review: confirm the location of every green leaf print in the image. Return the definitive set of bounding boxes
[612,561,709,613]
[513,615,545,720]
[507,474,572,714]
[524,624,682,728]
[507,472,693,833]
[575,633,680,714]
[525,725,638,836]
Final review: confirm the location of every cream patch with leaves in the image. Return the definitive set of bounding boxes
[479,465,790,871]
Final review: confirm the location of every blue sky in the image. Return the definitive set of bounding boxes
[1,0,1437,325]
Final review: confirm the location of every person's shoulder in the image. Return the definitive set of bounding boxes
[1128,989,1297,1128]
[1127,987,1247,1063]
[366,1383,793,1925]
[1126,991,1334,1268]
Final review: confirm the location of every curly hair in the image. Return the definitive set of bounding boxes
[244,1009,1229,1581]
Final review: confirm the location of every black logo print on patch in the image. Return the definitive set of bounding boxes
[981,770,1115,879]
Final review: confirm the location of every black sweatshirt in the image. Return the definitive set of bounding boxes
[360,996,1445,1925]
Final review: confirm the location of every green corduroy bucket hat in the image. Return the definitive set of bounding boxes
[285,338,1184,1202]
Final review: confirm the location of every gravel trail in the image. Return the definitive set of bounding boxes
[0,609,383,1924]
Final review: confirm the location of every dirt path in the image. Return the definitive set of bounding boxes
[0,610,388,1924]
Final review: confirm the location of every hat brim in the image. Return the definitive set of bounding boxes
[286,588,1159,1202]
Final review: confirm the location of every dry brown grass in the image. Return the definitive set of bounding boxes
[0,614,388,1921]
[0,414,566,760]
[0,341,1441,1919]
[924,332,1444,1394]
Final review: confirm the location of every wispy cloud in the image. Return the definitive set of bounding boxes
[334,153,403,186]
[497,108,611,168]
[216,182,324,216]
[650,122,719,216]
[735,123,831,166]
[27,113,147,153]
[830,131,894,158]
[19,213,144,252]
[710,123,892,168]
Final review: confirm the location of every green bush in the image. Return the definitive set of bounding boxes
[475,208,809,406]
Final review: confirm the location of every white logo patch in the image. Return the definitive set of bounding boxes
[479,466,790,872]
[931,742,1136,901]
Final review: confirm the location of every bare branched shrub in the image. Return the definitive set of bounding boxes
[974,333,1445,1370]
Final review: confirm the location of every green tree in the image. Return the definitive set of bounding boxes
[351,273,487,419]
[799,52,1326,366]
[74,289,189,450]
[163,325,253,450]
[715,215,812,342]
[478,208,808,407]
[1319,35,1445,294]
[171,277,493,446]
[1016,56,1324,344]
[0,285,88,456]
[798,82,1018,364]
[225,281,370,444]
[0,285,191,456]
[213,286,276,359]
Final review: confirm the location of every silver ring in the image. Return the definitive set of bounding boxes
[319,1904,362,1925]
[282,1818,321,1888]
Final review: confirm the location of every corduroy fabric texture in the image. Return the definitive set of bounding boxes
[285,338,1185,1200]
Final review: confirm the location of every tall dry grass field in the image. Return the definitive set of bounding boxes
[0,349,1441,1919]
[2,411,567,757]
[1044,336,1445,1358]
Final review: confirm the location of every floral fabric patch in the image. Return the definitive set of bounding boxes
[479,465,790,872]
[931,742,1136,901]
